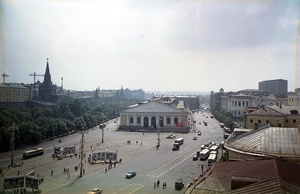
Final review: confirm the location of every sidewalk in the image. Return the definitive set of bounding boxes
[184,165,212,194]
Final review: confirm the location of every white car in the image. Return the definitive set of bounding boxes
[87,188,103,194]
[125,171,137,179]
[166,135,176,139]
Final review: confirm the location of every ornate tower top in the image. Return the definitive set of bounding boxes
[43,58,52,85]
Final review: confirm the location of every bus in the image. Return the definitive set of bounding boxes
[174,138,184,145]
[199,149,210,160]
[210,145,219,153]
[208,153,217,164]
[22,148,44,159]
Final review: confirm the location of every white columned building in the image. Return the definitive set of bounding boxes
[119,100,190,133]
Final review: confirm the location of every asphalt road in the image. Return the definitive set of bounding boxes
[0,111,224,194]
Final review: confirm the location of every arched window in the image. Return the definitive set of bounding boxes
[174,117,178,124]
[167,117,171,124]
[143,117,149,127]
[129,117,133,123]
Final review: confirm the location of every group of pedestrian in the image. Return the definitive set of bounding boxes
[154,180,167,189]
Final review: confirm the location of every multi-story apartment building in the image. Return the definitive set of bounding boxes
[258,79,288,97]
[212,89,288,118]
[288,88,300,106]
[245,105,300,129]
[0,83,32,102]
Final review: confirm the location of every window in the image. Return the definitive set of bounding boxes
[290,110,299,115]
[137,117,141,124]
[258,120,261,123]
[174,117,178,124]
[266,120,269,124]
[250,119,253,123]
[129,117,133,123]
[167,117,171,124]
[286,119,288,123]
[293,119,296,123]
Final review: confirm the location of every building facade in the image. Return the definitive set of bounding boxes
[245,105,300,129]
[119,100,190,133]
[288,88,300,106]
[258,79,288,97]
[0,83,32,102]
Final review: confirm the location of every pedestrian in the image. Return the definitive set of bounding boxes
[157,180,160,187]
[51,170,53,176]
[68,173,70,179]
[165,182,167,188]
[105,167,107,173]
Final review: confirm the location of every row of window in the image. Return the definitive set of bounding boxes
[4,98,28,102]
[232,101,249,107]
[1,91,29,96]
[250,119,297,124]
[129,116,179,124]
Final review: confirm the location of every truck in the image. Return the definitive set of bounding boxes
[174,138,184,145]
[53,145,76,158]
[175,179,184,190]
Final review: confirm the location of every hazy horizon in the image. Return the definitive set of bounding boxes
[1,0,299,93]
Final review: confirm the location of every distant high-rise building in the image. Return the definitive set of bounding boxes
[258,79,287,97]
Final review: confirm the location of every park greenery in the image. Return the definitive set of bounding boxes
[211,108,242,131]
[0,99,137,152]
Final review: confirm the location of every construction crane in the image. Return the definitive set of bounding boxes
[30,72,44,97]
[2,73,9,83]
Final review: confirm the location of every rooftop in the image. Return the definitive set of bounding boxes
[194,159,300,193]
[225,126,300,158]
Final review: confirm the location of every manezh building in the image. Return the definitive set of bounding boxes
[119,98,190,133]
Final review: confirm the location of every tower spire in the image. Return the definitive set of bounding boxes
[43,58,52,85]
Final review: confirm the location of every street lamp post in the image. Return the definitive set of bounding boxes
[79,132,85,177]
[10,123,16,167]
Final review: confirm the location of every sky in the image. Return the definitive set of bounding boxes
[0,0,299,93]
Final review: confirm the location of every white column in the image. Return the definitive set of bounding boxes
[126,114,129,126]
[134,114,137,126]
[171,115,174,127]
[141,115,144,127]
[148,116,151,127]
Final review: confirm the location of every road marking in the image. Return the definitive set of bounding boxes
[112,184,143,194]
[147,144,200,178]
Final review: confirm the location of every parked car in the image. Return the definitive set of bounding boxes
[138,129,146,132]
[125,171,137,179]
[198,131,202,136]
[193,137,197,140]
[166,135,176,139]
